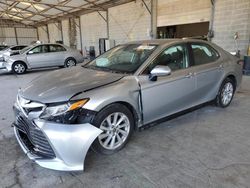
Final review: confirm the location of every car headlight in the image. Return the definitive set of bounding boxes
[40,99,89,123]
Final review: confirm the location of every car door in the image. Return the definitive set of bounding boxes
[48,44,67,66]
[188,42,224,104]
[26,45,50,68]
[138,44,197,124]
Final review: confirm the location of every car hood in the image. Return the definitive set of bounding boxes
[6,53,25,62]
[19,67,124,103]
[0,51,7,57]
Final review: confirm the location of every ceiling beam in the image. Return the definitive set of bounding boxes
[5,0,78,9]
[1,0,135,26]
[35,0,134,26]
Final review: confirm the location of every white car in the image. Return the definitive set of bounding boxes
[3,43,84,74]
[0,45,27,69]
[0,45,27,60]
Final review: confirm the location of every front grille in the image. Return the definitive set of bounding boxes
[15,115,55,159]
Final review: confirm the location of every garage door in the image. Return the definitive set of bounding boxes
[157,0,211,27]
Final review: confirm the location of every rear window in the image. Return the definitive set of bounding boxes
[49,45,66,52]
[191,43,220,66]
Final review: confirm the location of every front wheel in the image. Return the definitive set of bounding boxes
[12,62,27,74]
[215,78,235,108]
[92,104,134,155]
[64,58,76,68]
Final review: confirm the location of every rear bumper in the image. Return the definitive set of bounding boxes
[14,118,102,171]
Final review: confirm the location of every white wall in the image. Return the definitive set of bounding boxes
[37,26,49,43]
[61,19,70,46]
[48,23,62,43]
[212,0,250,55]
[108,0,151,45]
[80,11,108,56]
[0,27,37,45]
[0,28,16,45]
[16,28,37,44]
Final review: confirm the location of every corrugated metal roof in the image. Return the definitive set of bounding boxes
[0,0,133,26]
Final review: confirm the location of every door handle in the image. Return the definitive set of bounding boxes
[185,72,193,78]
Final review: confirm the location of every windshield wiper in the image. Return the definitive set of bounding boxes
[83,64,131,74]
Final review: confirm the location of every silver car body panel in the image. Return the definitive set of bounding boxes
[13,39,242,171]
[14,121,102,171]
[19,67,124,103]
[14,99,102,171]
[3,43,84,72]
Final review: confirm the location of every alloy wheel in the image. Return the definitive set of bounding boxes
[98,112,130,150]
[66,59,76,67]
[221,82,234,106]
[14,64,25,74]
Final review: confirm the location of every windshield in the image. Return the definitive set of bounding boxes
[84,44,157,74]
[20,46,33,54]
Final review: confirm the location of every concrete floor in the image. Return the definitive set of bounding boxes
[0,69,250,188]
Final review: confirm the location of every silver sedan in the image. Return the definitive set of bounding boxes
[13,39,242,171]
[3,43,84,74]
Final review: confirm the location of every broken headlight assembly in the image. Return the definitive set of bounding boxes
[40,99,91,124]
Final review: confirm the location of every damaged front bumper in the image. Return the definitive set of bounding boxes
[0,61,12,72]
[13,111,102,171]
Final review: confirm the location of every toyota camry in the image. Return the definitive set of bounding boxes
[13,39,242,171]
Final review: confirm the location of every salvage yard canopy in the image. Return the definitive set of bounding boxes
[0,0,133,26]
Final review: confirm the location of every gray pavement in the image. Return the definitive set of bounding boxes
[0,69,250,188]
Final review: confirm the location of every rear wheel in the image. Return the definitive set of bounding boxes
[64,58,76,68]
[215,78,235,108]
[12,62,27,74]
[92,104,134,155]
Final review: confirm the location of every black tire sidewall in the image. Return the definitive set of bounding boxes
[216,78,235,108]
[65,58,76,67]
[92,104,134,155]
[12,62,26,74]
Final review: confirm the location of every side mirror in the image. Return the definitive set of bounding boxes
[149,65,171,81]
[27,51,33,55]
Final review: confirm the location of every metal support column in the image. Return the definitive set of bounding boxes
[46,24,50,43]
[36,27,39,41]
[106,10,109,39]
[151,0,157,39]
[78,16,83,53]
[14,27,18,45]
[208,0,215,41]
[59,22,64,43]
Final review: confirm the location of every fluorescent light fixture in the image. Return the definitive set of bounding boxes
[11,8,19,12]
[24,13,33,16]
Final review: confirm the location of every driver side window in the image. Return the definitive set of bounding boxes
[29,45,49,54]
[143,45,188,74]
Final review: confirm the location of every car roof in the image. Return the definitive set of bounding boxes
[126,38,210,46]
[32,43,70,49]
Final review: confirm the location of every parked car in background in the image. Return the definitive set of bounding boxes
[3,43,84,74]
[0,45,27,61]
[13,39,242,171]
[0,45,9,51]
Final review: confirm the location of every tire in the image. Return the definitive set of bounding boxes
[12,62,27,74]
[215,78,235,108]
[64,58,76,68]
[92,104,134,155]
